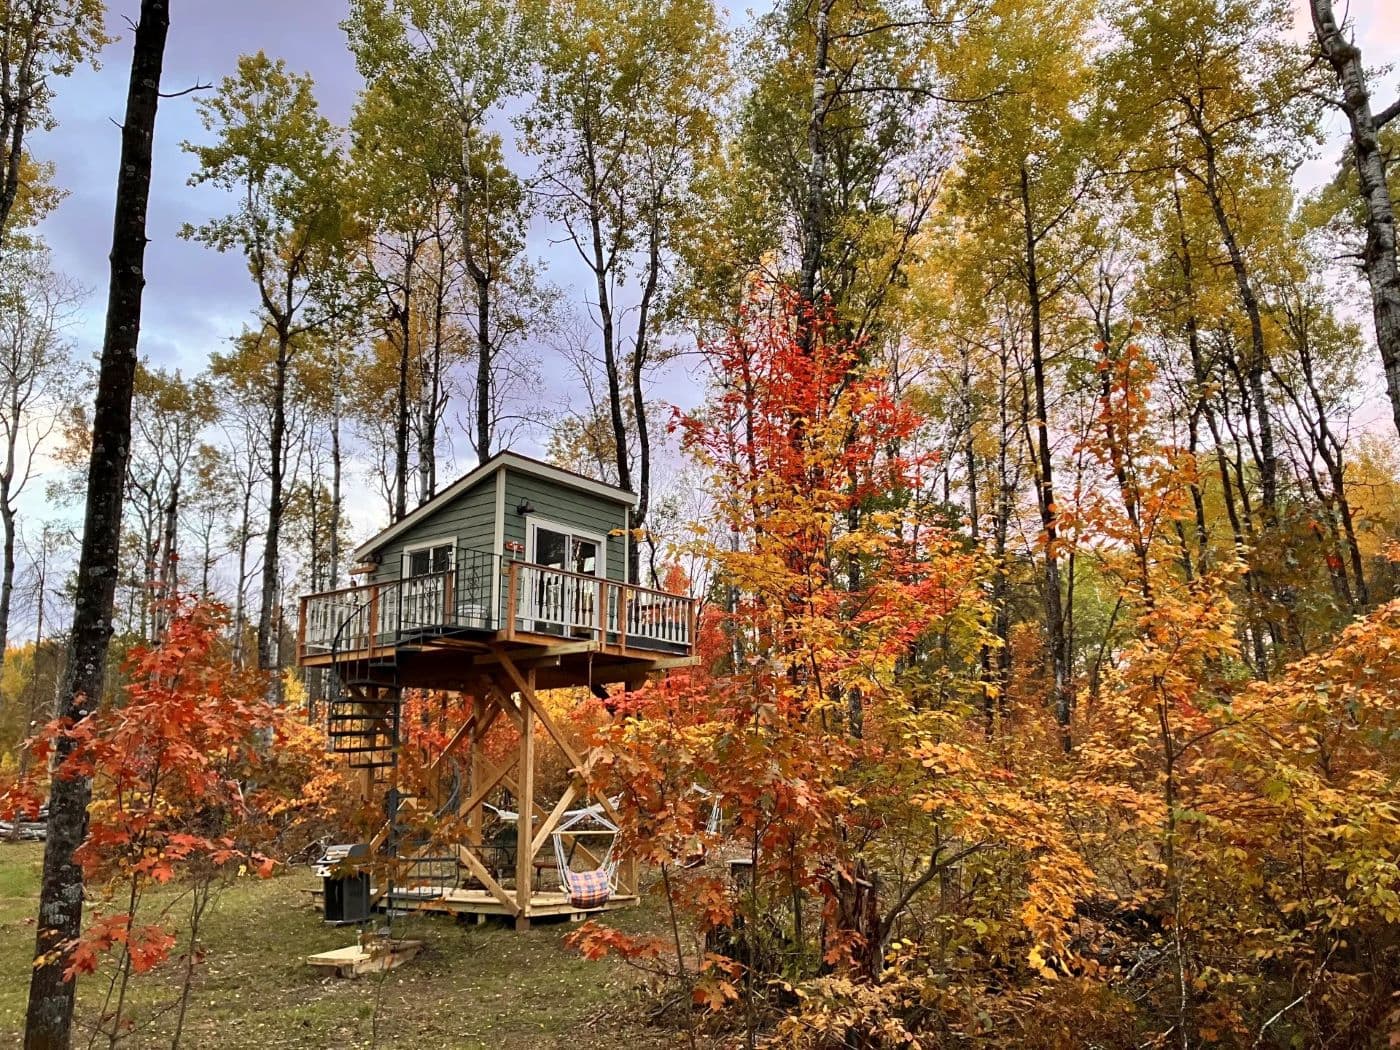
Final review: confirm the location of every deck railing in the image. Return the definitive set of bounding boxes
[298,551,696,663]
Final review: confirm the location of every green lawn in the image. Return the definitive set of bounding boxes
[0,843,678,1049]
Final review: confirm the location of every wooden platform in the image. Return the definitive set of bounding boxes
[384,887,638,924]
[300,631,696,689]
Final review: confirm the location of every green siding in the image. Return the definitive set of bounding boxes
[502,469,628,582]
[370,479,498,583]
[364,465,631,586]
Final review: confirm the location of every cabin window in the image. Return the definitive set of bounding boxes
[403,540,454,578]
[528,521,604,578]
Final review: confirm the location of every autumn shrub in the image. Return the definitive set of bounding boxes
[569,306,1400,1049]
[16,601,336,1047]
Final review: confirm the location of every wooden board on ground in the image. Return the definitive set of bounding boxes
[306,938,423,978]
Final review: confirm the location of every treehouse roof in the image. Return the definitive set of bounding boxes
[350,449,637,564]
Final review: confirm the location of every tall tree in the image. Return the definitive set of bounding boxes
[25,2,168,1045]
[0,0,107,250]
[0,246,76,670]
[1309,0,1400,440]
[1112,0,1320,523]
[344,0,537,471]
[184,52,344,675]
[122,364,216,640]
[528,0,726,580]
[737,0,949,339]
[937,0,1102,735]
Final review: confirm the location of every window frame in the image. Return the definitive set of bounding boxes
[525,517,607,579]
[400,535,457,579]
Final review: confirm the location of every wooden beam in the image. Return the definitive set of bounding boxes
[481,679,526,729]
[468,693,485,846]
[496,654,584,773]
[457,753,517,822]
[470,640,600,669]
[529,779,581,857]
[497,652,621,826]
[456,845,518,915]
[505,562,519,641]
[426,708,479,777]
[420,637,492,653]
[368,585,381,660]
[514,670,535,921]
[646,655,701,671]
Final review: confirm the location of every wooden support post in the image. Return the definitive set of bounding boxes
[498,652,622,826]
[505,563,519,640]
[514,667,535,928]
[468,692,485,847]
[367,584,381,658]
[616,582,627,650]
[297,596,308,664]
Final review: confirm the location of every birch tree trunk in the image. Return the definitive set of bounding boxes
[1310,0,1400,440]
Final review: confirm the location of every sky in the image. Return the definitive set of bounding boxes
[18,0,1400,548]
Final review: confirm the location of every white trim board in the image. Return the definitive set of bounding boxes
[491,471,505,623]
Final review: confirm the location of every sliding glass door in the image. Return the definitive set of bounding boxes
[523,522,604,635]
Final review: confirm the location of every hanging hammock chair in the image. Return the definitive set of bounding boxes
[551,804,620,909]
[681,785,723,869]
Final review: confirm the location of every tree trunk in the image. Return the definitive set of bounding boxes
[0,488,13,671]
[256,338,288,676]
[421,240,447,495]
[155,479,179,638]
[473,271,492,465]
[798,0,833,324]
[1311,0,1400,440]
[588,182,630,493]
[232,467,252,666]
[1019,165,1072,741]
[1173,187,1212,577]
[393,271,411,518]
[1187,125,1278,521]
[1292,320,1369,608]
[627,222,661,584]
[458,117,494,468]
[25,4,168,1045]
[0,4,41,251]
[992,336,1013,714]
[329,400,342,586]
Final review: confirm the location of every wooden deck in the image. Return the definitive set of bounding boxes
[384,887,639,924]
[296,557,697,674]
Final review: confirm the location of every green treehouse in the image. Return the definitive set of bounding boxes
[296,450,697,927]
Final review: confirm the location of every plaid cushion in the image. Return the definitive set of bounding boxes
[564,867,612,909]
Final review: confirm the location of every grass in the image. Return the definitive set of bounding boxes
[0,843,682,1049]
